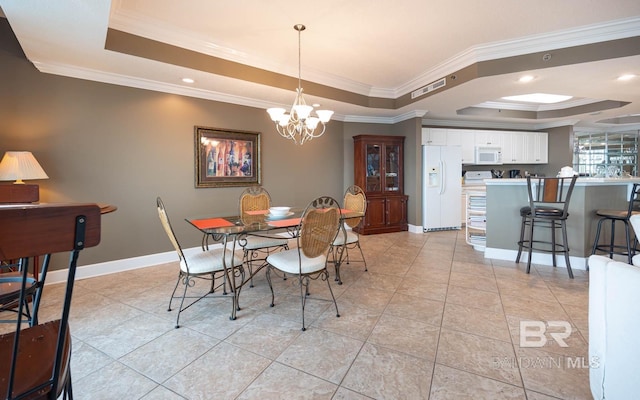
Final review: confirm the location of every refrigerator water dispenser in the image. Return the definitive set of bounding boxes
[427,166,440,187]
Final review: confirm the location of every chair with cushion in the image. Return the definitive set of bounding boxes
[0,203,102,400]
[238,186,290,287]
[515,175,578,278]
[0,256,49,327]
[264,196,342,331]
[591,183,640,264]
[157,197,244,328]
[330,185,367,284]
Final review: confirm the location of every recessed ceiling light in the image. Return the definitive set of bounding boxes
[182,78,195,84]
[501,93,573,104]
[518,75,535,83]
[617,74,636,81]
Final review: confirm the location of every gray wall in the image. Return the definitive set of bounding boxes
[0,18,424,269]
[0,17,577,270]
[544,125,574,177]
[0,19,343,267]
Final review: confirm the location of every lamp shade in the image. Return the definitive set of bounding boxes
[0,151,49,183]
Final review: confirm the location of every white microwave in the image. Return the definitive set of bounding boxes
[475,146,502,164]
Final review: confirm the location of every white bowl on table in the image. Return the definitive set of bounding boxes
[269,206,291,217]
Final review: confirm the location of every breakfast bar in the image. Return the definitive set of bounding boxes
[483,177,640,269]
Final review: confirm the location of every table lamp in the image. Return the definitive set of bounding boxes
[0,151,49,203]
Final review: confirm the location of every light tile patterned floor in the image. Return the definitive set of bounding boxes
[2,230,591,399]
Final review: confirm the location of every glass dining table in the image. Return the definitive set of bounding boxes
[186,207,364,320]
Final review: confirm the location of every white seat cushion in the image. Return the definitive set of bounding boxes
[332,230,358,246]
[266,249,327,275]
[243,235,289,250]
[181,248,243,274]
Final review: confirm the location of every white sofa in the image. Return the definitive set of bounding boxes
[588,254,640,399]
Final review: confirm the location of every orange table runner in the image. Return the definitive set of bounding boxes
[191,218,234,229]
[245,210,269,215]
[267,218,301,228]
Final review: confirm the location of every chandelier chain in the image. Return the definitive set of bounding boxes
[266,24,333,145]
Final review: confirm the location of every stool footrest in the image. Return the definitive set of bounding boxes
[593,244,638,254]
[518,239,569,254]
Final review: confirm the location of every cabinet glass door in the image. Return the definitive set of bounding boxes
[385,144,400,192]
[366,144,381,192]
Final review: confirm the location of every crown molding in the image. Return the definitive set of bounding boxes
[420,117,584,132]
[475,98,603,112]
[109,5,640,99]
[342,110,427,124]
[398,17,640,96]
[33,60,353,118]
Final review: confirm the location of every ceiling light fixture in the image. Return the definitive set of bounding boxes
[518,75,535,83]
[182,78,194,83]
[617,74,636,81]
[266,24,333,145]
[501,93,572,104]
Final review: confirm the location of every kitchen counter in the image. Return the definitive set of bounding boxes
[462,184,487,191]
[485,177,640,186]
[483,177,640,269]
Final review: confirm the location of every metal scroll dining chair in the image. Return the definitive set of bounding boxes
[238,186,289,287]
[157,197,244,328]
[330,185,367,284]
[0,202,102,400]
[264,196,342,331]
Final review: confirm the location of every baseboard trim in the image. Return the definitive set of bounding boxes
[484,247,588,270]
[45,244,223,285]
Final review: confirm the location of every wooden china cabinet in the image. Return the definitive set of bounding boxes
[353,135,408,234]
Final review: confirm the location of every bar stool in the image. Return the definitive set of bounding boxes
[591,183,640,264]
[516,176,578,278]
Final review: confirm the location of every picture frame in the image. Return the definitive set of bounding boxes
[194,126,261,188]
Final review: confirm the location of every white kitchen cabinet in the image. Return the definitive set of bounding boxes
[503,132,527,163]
[501,131,548,164]
[421,128,447,146]
[447,129,475,164]
[422,128,548,165]
[519,131,548,164]
[474,130,503,147]
[532,132,548,163]
[501,133,513,163]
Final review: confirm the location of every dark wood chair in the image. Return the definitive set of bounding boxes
[0,203,102,399]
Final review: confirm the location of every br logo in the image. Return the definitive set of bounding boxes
[520,320,572,347]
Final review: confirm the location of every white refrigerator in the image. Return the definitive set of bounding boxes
[422,145,462,231]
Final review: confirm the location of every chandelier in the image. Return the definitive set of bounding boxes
[267,24,333,145]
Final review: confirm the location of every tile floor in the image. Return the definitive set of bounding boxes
[3,230,592,399]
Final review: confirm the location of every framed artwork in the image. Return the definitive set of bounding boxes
[194,126,261,188]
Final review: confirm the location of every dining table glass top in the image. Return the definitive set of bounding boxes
[186,208,363,235]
